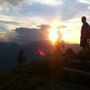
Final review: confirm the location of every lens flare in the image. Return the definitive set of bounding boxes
[38,49,45,57]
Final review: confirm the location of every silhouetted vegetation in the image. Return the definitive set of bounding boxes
[17,49,25,67]
[0,58,90,90]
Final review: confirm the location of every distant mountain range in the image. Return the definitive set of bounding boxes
[0,40,80,71]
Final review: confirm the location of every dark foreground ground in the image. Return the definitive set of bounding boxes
[0,59,90,90]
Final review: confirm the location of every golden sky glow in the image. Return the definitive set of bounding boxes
[49,19,81,44]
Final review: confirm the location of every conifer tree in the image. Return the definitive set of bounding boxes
[17,49,25,66]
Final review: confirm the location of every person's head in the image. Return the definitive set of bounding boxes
[81,16,86,23]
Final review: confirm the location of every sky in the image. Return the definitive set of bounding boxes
[0,0,90,44]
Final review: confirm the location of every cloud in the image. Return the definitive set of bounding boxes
[31,0,62,6]
[0,25,7,31]
[25,0,90,21]
[0,0,62,7]
[13,25,50,44]
[16,16,47,28]
[0,31,17,42]
[19,2,61,20]
[0,5,4,11]
[60,0,89,20]
[0,15,21,30]
[0,0,25,12]
[0,15,20,41]
[0,0,24,6]
[0,14,49,33]
[1,0,88,22]
[78,0,90,4]
[0,15,21,31]
[0,15,16,22]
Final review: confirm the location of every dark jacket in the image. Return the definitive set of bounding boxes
[80,22,90,47]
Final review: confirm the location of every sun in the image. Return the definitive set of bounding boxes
[49,29,58,44]
[49,21,60,44]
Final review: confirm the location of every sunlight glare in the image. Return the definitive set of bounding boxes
[49,29,58,44]
[49,20,60,44]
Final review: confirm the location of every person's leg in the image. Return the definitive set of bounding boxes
[82,47,87,61]
[82,47,85,55]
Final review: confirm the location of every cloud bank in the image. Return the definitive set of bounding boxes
[0,0,90,44]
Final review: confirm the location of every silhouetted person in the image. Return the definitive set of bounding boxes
[80,16,90,58]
